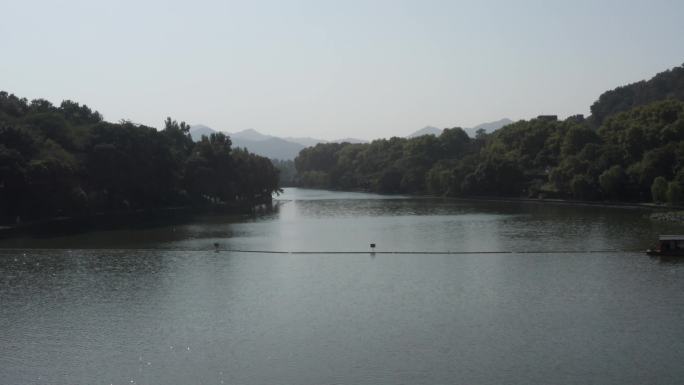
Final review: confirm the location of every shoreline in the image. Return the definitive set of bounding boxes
[437,195,682,211]
[5,188,683,239]
[292,186,681,211]
[0,200,273,240]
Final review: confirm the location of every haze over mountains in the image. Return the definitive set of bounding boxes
[189,126,306,160]
[189,125,369,159]
[190,118,512,159]
[406,118,513,138]
[468,118,514,136]
[406,126,443,138]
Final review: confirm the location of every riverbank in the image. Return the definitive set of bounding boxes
[440,195,684,211]
[0,199,274,239]
[650,210,684,223]
[296,185,683,211]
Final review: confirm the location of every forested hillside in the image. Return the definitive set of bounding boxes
[295,64,684,204]
[0,92,280,223]
[590,64,684,124]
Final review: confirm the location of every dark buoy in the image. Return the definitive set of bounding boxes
[213,242,220,252]
[370,243,376,249]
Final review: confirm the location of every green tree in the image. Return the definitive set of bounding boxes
[666,181,683,205]
[651,176,668,203]
[598,165,626,200]
[0,92,281,223]
[376,168,403,193]
[561,126,601,157]
[590,64,684,124]
[570,174,599,200]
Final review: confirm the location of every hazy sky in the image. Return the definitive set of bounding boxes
[3,0,684,140]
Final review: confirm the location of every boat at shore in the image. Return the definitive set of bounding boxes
[646,235,684,256]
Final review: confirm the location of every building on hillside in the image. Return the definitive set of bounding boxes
[566,114,585,123]
[536,115,558,121]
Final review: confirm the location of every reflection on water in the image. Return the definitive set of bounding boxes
[1,188,684,385]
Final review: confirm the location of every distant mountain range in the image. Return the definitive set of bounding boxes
[189,118,512,159]
[406,118,513,138]
[189,126,366,160]
[407,126,443,138]
[188,124,216,140]
[467,118,514,136]
[190,126,305,160]
[282,136,321,147]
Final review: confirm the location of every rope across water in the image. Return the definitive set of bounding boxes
[0,248,645,255]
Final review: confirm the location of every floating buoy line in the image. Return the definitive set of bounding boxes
[0,248,645,255]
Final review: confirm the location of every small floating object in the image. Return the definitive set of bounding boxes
[370,243,376,249]
[213,242,220,251]
[647,235,684,256]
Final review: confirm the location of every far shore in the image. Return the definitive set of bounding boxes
[287,186,684,225]
[438,195,684,211]
[291,186,683,211]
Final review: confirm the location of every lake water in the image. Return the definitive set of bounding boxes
[2,188,684,385]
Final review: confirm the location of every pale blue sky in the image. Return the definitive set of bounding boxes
[2,0,683,139]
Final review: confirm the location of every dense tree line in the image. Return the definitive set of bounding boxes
[590,63,684,125]
[270,159,297,186]
[0,92,280,223]
[295,64,684,205]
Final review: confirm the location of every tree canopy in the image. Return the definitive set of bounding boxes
[293,64,684,205]
[0,92,280,223]
[590,63,684,125]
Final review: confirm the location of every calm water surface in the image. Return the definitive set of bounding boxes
[1,188,684,384]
